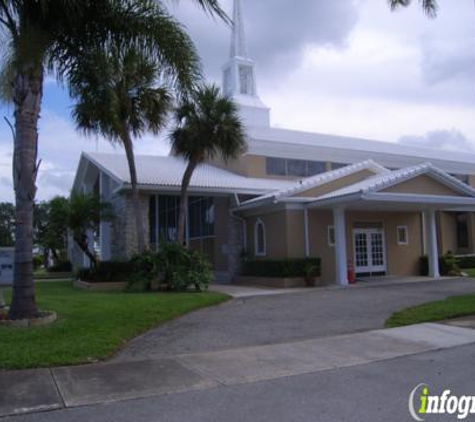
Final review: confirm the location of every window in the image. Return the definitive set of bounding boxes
[239,65,254,95]
[331,162,347,170]
[456,213,469,249]
[149,195,215,245]
[149,196,157,247]
[265,158,328,178]
[328,226,335,247]
[266,157,286,176]
[397,226,408,245]
[189,197,215,239]
[254,219,266,256]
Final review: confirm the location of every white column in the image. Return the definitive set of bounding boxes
[304,206,310,257]
[425,209,440,278]
[100,172,111,261]
[333,207,348,286]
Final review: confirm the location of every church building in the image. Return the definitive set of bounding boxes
[70,0,475,285]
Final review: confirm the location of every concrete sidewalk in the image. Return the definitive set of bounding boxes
[2,323,475,418]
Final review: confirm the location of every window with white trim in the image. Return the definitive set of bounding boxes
[254,219,266,256]
[397,226,409,245]
[328,226,335,247]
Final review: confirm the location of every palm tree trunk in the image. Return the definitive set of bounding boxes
[8,64,43,320]
[74,235,98,270]
[121,129,146,254]
[177,159,198,246]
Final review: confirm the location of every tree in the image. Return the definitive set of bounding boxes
[34,197,69,263]
[0,0,227,320]
[170,84,247,245]
[67,192,114,270]
[388,0,438,17]
[0,202,14,246]
[70,48,172,254]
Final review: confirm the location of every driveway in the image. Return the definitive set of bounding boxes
[115,278,475,361]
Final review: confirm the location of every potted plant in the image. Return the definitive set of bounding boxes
[304,262,319,287]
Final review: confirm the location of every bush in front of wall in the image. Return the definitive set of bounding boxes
[242,258,321,279]
[48,261,72,273]
[77,261,136,283]
[129,243,213,292]
[420,252,461,277]
[456,255,475,269]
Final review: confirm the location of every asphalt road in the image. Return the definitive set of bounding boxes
[116,278,475,360]
[7,344,475,422]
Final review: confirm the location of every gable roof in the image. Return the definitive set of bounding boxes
[78,152,295,195]
[315,162,475,203]
[236,160,388,210]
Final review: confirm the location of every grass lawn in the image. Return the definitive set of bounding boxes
[465,268,475,277]
[0,281,229,370]
[386,293,475,328]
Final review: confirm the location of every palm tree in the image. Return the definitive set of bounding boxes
[0,0,227,320]
[388,0,438,17]
[170,84,247,246]
[70,48,172,253]
[68,192,114,270]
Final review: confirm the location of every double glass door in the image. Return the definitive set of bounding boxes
[353,228,387,275]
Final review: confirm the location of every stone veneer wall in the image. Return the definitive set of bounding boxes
[227,196,244,280]
[110,193,150,260]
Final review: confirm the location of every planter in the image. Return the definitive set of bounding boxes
[235,276,323,289]
[74,279,128,292]
[0,310,57,327]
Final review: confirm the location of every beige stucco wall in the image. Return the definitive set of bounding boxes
[294,170,376,198]
[383,175,463,196]
[438,212,458,255]
[208,155,337,181]
[246,211,292,258]
[246,209,424,284]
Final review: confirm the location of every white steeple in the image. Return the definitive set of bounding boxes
[222,0,270,127]
[230,0,248,59]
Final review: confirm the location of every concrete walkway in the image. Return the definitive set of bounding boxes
[2,322,475,418]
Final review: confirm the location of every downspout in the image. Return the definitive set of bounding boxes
[304,205,310,257]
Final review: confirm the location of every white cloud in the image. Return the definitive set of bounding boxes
[0,110,170,202]
[398,129,475,152]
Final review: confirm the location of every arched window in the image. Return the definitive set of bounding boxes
[254,219,266,256]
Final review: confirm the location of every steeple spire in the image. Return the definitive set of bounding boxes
[230,0,248,59]
[222,0,270,127]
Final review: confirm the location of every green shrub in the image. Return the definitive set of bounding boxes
[420,252,460,276]
[456,255,475,269]
[77,261,136,282]
[48,261,72,273]
[129,244,213,292]
[243,258,321,278]
[32,255,44,270]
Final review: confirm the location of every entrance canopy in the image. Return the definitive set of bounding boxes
[307,163,475,212]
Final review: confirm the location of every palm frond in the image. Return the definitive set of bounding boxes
[389,0,438,17]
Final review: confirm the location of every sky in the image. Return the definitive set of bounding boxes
[1,0,475,202]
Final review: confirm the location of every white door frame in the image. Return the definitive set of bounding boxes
[353,228,387,274]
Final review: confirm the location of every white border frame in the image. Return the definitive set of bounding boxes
[327,226,335,247]
[254,218,267,257]
[397,225,409,245]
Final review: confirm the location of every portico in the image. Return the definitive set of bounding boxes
[307,163,475,285]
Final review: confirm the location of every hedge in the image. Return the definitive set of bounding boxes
[242,258,321,278]
[48,261,72,273]
[420,254,460,276]
[456,255,475,269]
[77,261,136,283]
